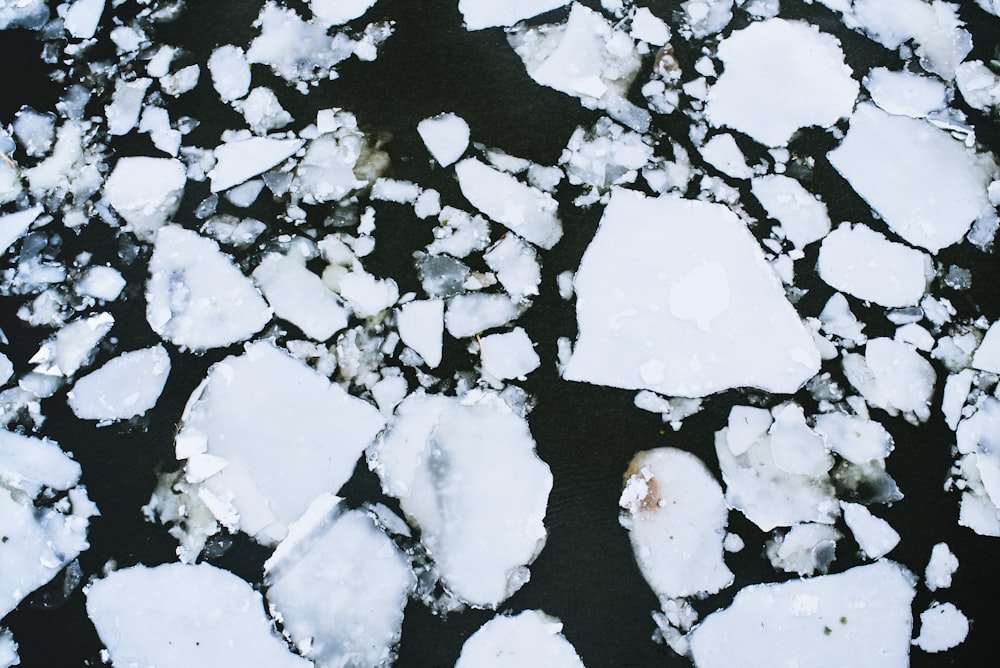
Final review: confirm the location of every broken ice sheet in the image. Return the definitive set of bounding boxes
[689,562,916,667]
[67,345,170,421]
[479,327,540,382]
[86,563,310,668]
[367,391,552,608]
[563,188,820,398]
[209,136,303,193]
[455,610,585,668]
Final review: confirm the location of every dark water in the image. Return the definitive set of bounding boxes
[2,1,1000,667]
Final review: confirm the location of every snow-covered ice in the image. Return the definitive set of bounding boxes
[483,234,541,301]
[914,602,969,653]
[971,319,1000,373]
[455,610,585,668]
[841,501,900,559]
[417,113,469,167]
[29,312,114,377]
[445,293,521,338]
[843,337,936,423]
[925,542,958,591]
[766,523,841,576]
[0,207,43,257]
[104,156,186,241]
[67,345,170,421]
[865,67,946,118]
[208,45,251,103]
[63,0,104,39]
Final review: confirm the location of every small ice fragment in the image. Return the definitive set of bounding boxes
[396,300,444,368]
[0,353,12,386]
[417,113,469,167]
[913,603,969,653]
[64,0,104,39]
[67,345,170,421]
[12,107,54,157]
[844,338,936,423]
[768,404,833,478]
[483,234,541,301]
[620,448,734,598]
[338,271,399,318]
[237,87,293,134]
[865,67,946,118]
[956,60,1000,112]
[208,45,251,102]
[924,542,958,591]
[700,133,752,179]
[480,327,540,381]
[0,629,16,668]
[104,157,186,241]
[841,502,900,559]
[455,610,585,668]
[105,78,151,136]
[971,320,1000,373]
[0,207,43,257]
[458,0,569,30]
[253,253,348,342]
[766,523,841,576]
[445,293,520,338]
[818,224,929,307]
[246,3,354,83]
[942,370,974,431]
[30,312,114,377]
[813,413,892,464]
[86,563,310,668]
[209,136,304,193]
[751,175,831,249]
[159,64,201,97]
[630,7,670,45]
[310,0,378,26]
[75,265,126,301]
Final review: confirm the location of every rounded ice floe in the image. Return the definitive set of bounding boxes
[174,341,385,545]
[145,225,271,351]
[86,563,310,668]
[619,448,733,599]
[914,602,969,653]
[813,413,893,464]
[368,391,552,608]
[924,542,958,591]
[265,497,414,668]
[563,188,820,398]
[828,102,997,254]
[455,610,585,668]
[75,265,126,301]
[67,345,170,421]
[417,113,469,167]
[705,18,859,147]
[310,0,378,26]
[103,156,186,241]
[750,174,831,249]
[689,562,916,668]
[208,45,251,102]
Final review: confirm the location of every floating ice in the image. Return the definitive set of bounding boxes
[417,113,469,167]
[105,77,150,136]
[560,119,653,195]
[458,0,569,30]
[914,602,969,653]
[706,18,858,147]
[828,103,996,254]
[630,6,670,45]
[455,610,585,668]
[924,542,958,591]
[67,345,170,421]
[766,523,841,576]
[0,207,43,257]
[209,136,303,193]
[30,312,114,377]
[956,60,1000,113]
[338,271,399,318]
[253,253,348,342]
[264,497,414,668]
[0,353,11,386]
[479,327,540,381]
[294,127,372,204]
[971,319,1000,373]
[818,223,929,307]
[0,630,15,668]
[700,133,752,180]
[427,207,491,258]
[63,0,104,40]
[843,337,936,423]
[86,563,310,668]
[445,293,521,338]
[396,299,444,367]
[146,226,271,351]
[954,397,1000,535]
[0,0,48,29]
[74,263,125,301]
[208,45,251,103]
[237,87,293,134]
[170,341,385,546]
[841,501,900,559]
[247,3,355,83]
[865,67,946,118]
[564,189,820,398]
[813,412,892,464]
[483,234,541,301]
[689,562,916,667]
[751,175,831,249]
[620,448,733,599]
[368,391,552,607]
[104,156,186,241]
[310,0,379,26]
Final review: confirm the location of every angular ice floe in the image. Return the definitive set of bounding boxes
[146,226,271,351]
[171,342,385,546]
[396,299,443,367]
[67,345,170,421]
[828,103,996,254]
[455,610,585,668]
[445,293,521,338]
[455,158,562,249]
[265,496,414,668]
[310,0,378,26]
[247,3,355,83]
[252,252,348,342]
[700,133,752,180]
[563,189,820,398]
[208,45,251,103]
[479,327,540,381]
[818,223,930,307]
[953,397,1000,536]
[417,113,469,167]
[30,312,114,377]
[864,67,946,118]
[209,136,303,193]
[705,18,858,147]
[619,448,733,599]
[560,119,653,195]
[0,430,95,617]
[843,337,935,423]
[63,0,104,39]
[338,271,399,318]
[971,319,1000,373]
[483,234,541,301]
[689,562,916,668]
[458,0,569,30]
[368,391,552,607]
[841,502,899,560]
[956,60,1000,113]
[924,542,958,591]
[813,412,892,464]
[86,563,310,668]
[914,602,969,653]
[0,207,43,257]
[237,87,293,134]
[765,523,841,576]
[104,156,186,241]
[750,175,830,249]
[105,78,151,136]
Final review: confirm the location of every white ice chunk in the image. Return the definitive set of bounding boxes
[689,562,916,667]
[159,64,201,97]
[371,178,421,204]
[483,234,541,301]
[942,369,974,431]
[247,3,355,83]
[310,0,378,26]
[841,502,900,559]
[208,45,251,103]
[0,430,82,494]
[818,223,929,307]
[138,106,181,157]
[145,226,271,351]
[768,404,833,478]
[813,413,892,464]
[456,610,585,668]
[828,103,995,254]
[456,158,562,249]
[924,542,958,591]
[844,338,936,422]
[0,630,16,668]
[86,563,310,668]
[417,113,469,167]
[564,189,820,398]
[954,397,1000,535]
[480,327,540,381]
[30,312,114,377]
[427,207,491,258]
[630,7,670,45]
[445,293,520,338]
[620,448,733,599]
[253,253,348,341]
[914,602,969,653]
[75,265,125,301]
[956,60,1000,112]
[972,320,1000,373]
[265,499,414,668]
[106,77,151,136]
[0,353,11,387]
[368,391,551,607]
[865,67,946,118]
[338,271,399,318]
[725,406,772,456]
[700,133,752,179]
[397,299,444,368]
[751,175,831,249]
[104,156,186,241]
[706,18,859,147]
[766,523,841,576]
[67,345,170,421]
[294,131,368,204]
[63,0,104,39]
[0,207,43,258]
[236,87,293,134]
[209,136,304,193]
[458,0,568,29]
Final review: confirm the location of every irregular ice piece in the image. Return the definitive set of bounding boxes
[483,234,540,301]
[828,103,995,253]
[768,404,833,477]
[0,207,43,257]
[237,87,293,134]
[954,397,1000,535]
[480,327,540,381]
[247,3,354,83]
[253,253,348,342]
[30,312,114,377]
[841,502,900,559]
[630,6,670,45]
[338,271,399,318]
[0,430,82,495]
[458,0,569,29]
[844,338,936,422]
[914,602,969,653]
[105,78,151,136]
[564,189,820,398]
[818,223,929,307]
[310,0,378,26]
[455,610,585,668]
[971,320,1000,373]
[706,19,858,147]
[751,175,831,249]
[146,226,271,351]
[265,498,414,668]
[620,448,733,599]
[560,119,652,192]
[0,630,16,668]
[368,391,552,607]
[813,413,892,464]
[766,523,841,576]
[924,542,958,591]
[67,345,170,421]
[64,0,104,39]
[427,207,491,258]
[209,136,304,193]
[689,562,915,667]
[0,353,11,387]
[397,300,444,368]
[455,158,562,249]
[294,131,369,204]
[700,133,752,179]
[725,406,772,456]
[86,563,310,668]
[175,342,385,545]
[417,113,469,167]
[865,67,946,118]
[208,45,251,102]
[12,107,54,157]
[104,157,186,241]
[445,293,520,338]
[942,369,974,431]
[956,60,1000,112]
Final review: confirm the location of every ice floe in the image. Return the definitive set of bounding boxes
[455,610,585,668]
[924,542,958,591]
[914,602,969,653]
[417,113,469,167]
[67,345,170,421]
[751,175,831,249]
[103,156,185,241]
[253,252,348,342]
